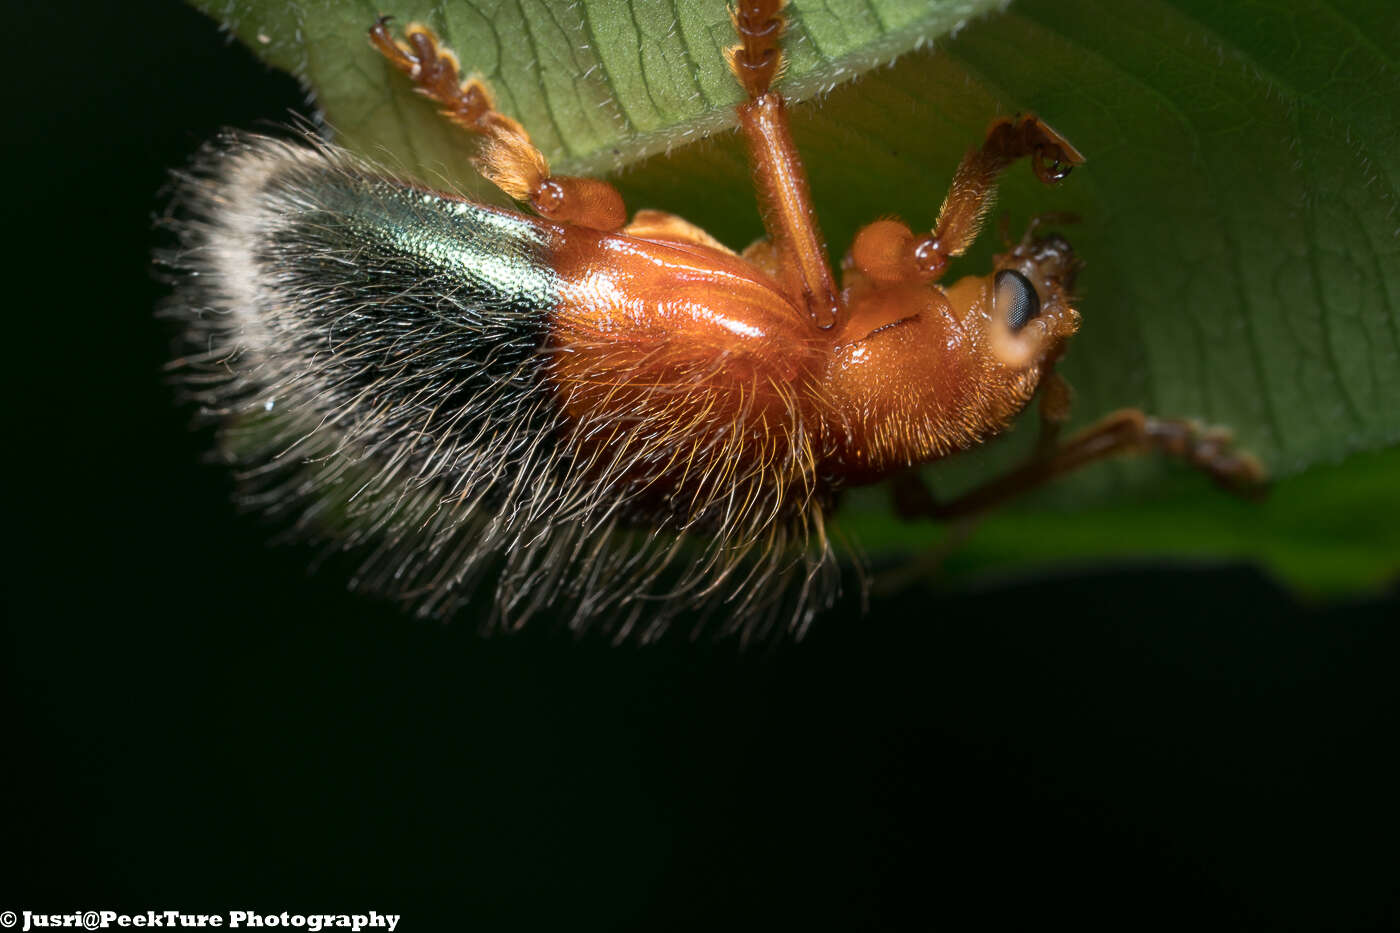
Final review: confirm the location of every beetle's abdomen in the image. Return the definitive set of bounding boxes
[185,137,563,473]
[165,135,838,632]
[175,135,823,528]
[546,231,823,522]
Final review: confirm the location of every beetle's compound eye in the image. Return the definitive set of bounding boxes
[995,269,1041,332]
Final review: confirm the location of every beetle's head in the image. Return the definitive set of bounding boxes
[974,219,1083,372]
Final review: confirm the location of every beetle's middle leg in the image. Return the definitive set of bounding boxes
[728,0,842,329]
[370,17,626,230]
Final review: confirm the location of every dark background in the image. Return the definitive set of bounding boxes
[7,2,1398,930]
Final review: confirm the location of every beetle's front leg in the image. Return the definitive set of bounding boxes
[1034,365,1074,456]
[849,115,1084,285]
[369,17,626,230]
[890,364,1073,523]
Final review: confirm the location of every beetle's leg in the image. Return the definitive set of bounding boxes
[873,508,980,596]
[622,209,737,255]
[925,116,1085,272]
[740,237,783,282]
[849,115,1084,284]
[1034,365,1074,456]
[890,365,1066,521]
[369,17,626,230]
[908,410,1266,522]
[728,0,842,329]
[891,471,940,521]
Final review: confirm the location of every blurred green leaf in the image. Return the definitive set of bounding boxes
[839,445,1400,598]
[190,0,1400,593]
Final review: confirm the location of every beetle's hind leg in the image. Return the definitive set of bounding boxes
[369,17,625,230]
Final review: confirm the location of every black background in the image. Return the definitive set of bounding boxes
[7,3,1398,930]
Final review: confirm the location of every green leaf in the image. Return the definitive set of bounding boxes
[188,0,1400,593]
[192,0,1005,185]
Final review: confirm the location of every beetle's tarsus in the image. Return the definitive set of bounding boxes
[727,0,789,99]
[367,18,626,230]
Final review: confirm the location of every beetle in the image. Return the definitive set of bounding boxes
[163,0,1263,640]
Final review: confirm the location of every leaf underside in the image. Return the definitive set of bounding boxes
[189,0,1400,593]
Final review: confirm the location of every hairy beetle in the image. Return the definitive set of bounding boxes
[163,0,1263,639]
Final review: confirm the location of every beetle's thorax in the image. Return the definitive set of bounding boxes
[810,245,1080,484]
